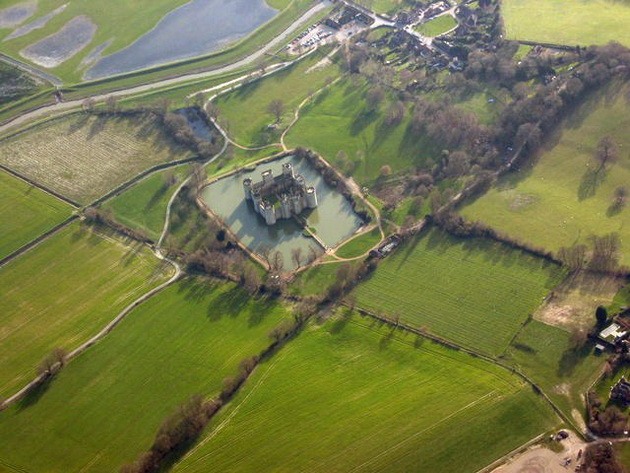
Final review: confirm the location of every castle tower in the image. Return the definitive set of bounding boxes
[243,178,253,200]
[291,193,303,214]
[306,186,318,208]
[280,195,292,219]
[263,202,276,225]
[262,169,274,185]
[282,162,294,178]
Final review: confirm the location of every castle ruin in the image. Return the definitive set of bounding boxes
[243,163,318,225]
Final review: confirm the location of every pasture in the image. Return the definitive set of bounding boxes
[0,278,290,472]
[502,0,630,47]
[461,82,630,266]
[0,222,170,398]
[285,77,437,184]
[352,228,565,356]
[0,112,193,204]
[415,14,458,37]
[505,320,604,419]
[102,165,190,241]
[214,48,341,146]
[173,313,557,473]
[0,170,71,259]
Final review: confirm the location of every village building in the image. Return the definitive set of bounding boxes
[610,377,630,406]
[243,163,318,226]
[598,322,629,347]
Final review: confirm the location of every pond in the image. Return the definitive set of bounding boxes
[200,155,364,270]
[85,0,277,80]
[175,107,216,142]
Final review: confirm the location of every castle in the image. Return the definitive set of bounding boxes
[243,163,318,225]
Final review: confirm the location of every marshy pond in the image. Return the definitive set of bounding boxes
[85,0,277,80]
[201,155,364,270]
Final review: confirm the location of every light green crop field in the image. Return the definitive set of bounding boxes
[0,278,290,473]
[504,320,605,418]
[173,314,557,473]
[335,226,382,258]
[0,170,72,259]
[353,228,565,356]
[502,0,630,47]
[0,113,192,204]
[415,14,458,37]
[102,165,190,241]
[461,83,630,266]
[214,49,341,146]
[285,78,437,184]
[0,222,170,398]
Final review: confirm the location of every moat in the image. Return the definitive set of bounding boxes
[200,154,363,270]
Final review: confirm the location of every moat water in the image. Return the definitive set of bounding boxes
[200,155,363,270]
[85,0,277,80]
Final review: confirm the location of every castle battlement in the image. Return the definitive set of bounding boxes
[243,163,318,225]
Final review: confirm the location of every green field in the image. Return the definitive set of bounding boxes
[370,0,415,15]
[505,320,605,419]
[335,226,381,258]
[461,83,630,266]
[0,113,192,204]
[0,222,170,398]
[0,278,290,472]
[285,78,437,184]
[415,14,458,37]
[102,165,190,241]
[353,228,565,356]
[173,313,557,473]
[502,0,630,46]
[214,49,341,146]
[0,170,72,259]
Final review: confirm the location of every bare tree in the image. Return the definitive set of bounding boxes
[82,97,95,113]
[612,186,628,211]
[307,246,318,264]
[271,251,284,272]
[267,99,285,123]
[242,265,261,296]
[589,233,621,272]
[37,348,67,377]
[557,243,587,273]
[259,245,272,268]
[594,136,619,171]
[193,92,205,109]
[291,247,303,269]
[105,95,118,114]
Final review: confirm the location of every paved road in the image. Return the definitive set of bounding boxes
[0,1,330,136]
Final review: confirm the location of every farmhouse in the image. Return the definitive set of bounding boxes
[598,322,628,346]
[243,163,318,225]
[610,377,630,406]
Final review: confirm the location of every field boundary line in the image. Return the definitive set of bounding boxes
[0,248,181,410]
[352,306,584,438]
[474,433,547,473]
[0,216,78,269]
[0,163,80,208]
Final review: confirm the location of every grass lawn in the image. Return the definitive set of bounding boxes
[205,145,284,179]
[0,222,170,398]
[0,278,290,473]
[0,170,72,259]
[502,0,630,47]
[173,313,557,473]
[0,113,193,204]
[214,49,341,146]
[415,14,458,37]
[504,320,605,420]
[289,260,361,297]
[371,0,415,15]
[102,165,190,241]
[335,226,381,258]
[285,77,438,184]
[353,228,565,356]
[461,82,630,266]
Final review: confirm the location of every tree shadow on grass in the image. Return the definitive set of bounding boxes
[67,113,91,135]
[556,340,595,379]
[349,108,378,137]
[145,182,170,211]
[206,285,248,322]
[177,277,214,303]
[17,376,53,411]
[86,115,107,140]
[329,306,353,335]
[578,167,606,201]
[247,297,275,327]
